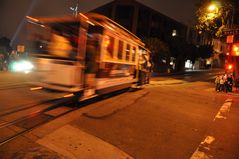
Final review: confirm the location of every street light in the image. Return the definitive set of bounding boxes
[206,3,220,20]
[208,4,217,12]
[207,2,235,27]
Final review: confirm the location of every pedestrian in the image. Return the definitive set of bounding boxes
[219,75,225,92]
[214,75,220,91]
[224,78,229,93]
[227,74,233,92]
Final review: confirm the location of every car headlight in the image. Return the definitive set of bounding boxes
[10,60,34,73]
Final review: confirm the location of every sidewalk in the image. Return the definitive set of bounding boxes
[150,77,185,85]
[0,89,146,159]
[151,68,224,77]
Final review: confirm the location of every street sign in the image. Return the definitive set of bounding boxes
[226,35,234,43]
[17,45,25,53]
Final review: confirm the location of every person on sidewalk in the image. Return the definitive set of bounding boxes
[215,75,220,92]
[219,75,225,92]
[227,74,233,92]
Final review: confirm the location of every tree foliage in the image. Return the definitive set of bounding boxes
[142,37,170,57]
[142,37,170,72]
[169,36,195,71]
[0,37,11,56]
[196,0,237,37]
[197,45,213,58]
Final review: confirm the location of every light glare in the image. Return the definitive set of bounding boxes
[208,4,216,11]
[11,60,34,72]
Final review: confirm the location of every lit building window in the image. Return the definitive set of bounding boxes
[172,29,177,37]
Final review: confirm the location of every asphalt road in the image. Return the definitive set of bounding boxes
[0,72,68,115]
[71,80,239,159]
[0,69,239,159]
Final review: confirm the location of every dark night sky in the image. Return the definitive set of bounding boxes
[0,0,200,40]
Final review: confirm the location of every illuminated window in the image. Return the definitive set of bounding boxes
[126,44,130,61]
[118,40,123,59]
[172,29,177,37]
[132,46,136,61]
[105,35,114,58]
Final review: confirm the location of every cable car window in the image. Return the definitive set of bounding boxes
[105,35,114,59]
[118,40,123,60]
[126,44,130,61]
[27,21,80,60]
[132,46,136,61]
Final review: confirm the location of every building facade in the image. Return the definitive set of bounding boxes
[91,0,188,42]
[90,0,207,72]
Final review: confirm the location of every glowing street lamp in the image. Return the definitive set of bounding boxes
[206,3,219,20]
[227,64,233,70]
[208,4,217,12]
[207,2,235,27]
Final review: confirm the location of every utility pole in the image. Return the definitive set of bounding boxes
[70,0,80,16]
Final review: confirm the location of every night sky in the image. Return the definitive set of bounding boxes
[0,0,200,40]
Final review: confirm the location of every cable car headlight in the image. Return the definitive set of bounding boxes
[10,60,34,73]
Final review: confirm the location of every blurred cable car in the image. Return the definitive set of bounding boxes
[24,13,151,99]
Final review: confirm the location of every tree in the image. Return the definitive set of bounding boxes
[0,37,12,57]
[184,43,198,64]
[195,0,237,38]
[142,37,170,72]
[197,45,213,59]
[169,36,189,72]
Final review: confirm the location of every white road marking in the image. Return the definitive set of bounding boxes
[201,136,215,145]
[190,136,215,159]
[190,98,233,159]
[63,93,74,98]
[30,87,43,91]
[214,99,232,121]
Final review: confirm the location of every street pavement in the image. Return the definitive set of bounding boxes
[0,70,239,159]
[0,72,69,115]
